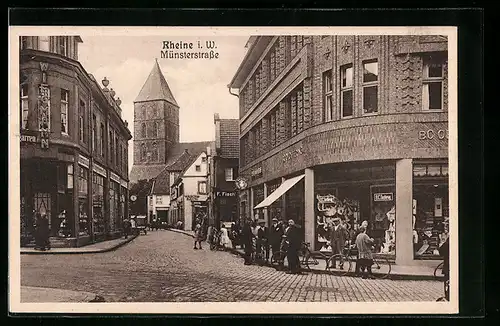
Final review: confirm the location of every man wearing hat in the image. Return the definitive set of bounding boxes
[328,216,349,269]
[256,219,269,263]
[269,217,284,257]
[285,219,302,274]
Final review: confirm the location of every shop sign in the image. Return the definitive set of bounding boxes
[216,191,236,198]
[282,146,304,163]
[418,129,448,140]
[20,132,38,144]
[186,195,200,201]
[110,172,120,183]
[93,163,106,177]
[78,155,90,168]
[130,195,137,202]
[374,193,393,202]
[250,166,262,180]
[120,179,128,188]
[235,177,248,190]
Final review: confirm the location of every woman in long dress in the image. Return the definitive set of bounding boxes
[220,224,232,249]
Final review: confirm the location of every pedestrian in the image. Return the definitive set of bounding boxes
[438,235,449,279]
[284,219,302,274]
[269,217,284,257]
[193,223,203,249]
[35,213,50,251]
[256,220,269,263]
[328,217,349,269]
[241,219,254,265]
[220,223,232,249]
[123,218,132,239]
[355,226,376,279]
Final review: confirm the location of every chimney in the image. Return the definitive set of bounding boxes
[214,113,220,124]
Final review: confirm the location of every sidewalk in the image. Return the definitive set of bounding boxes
[21,286,104,303]
[165,228,440,281]
[21,235,138,255]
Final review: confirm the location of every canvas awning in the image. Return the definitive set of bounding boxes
[254,174,305,209]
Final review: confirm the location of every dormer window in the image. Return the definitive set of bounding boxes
[59,37,69,57]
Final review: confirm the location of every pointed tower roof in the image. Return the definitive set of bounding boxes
[134,59,179,106]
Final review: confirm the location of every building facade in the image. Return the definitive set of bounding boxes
[229,35,449,265]
[20,36,132,247]
[170,151,210,231]
[207,114,239,228]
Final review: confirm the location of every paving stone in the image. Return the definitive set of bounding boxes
[21,230,444,302]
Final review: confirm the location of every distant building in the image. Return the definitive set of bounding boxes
[229,35,449,266]
[19,36,132,247]
[129,60,211,216]
[170,151,211,231]
[207,114,239,228]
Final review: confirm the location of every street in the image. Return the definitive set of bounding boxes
[21,230,443,302]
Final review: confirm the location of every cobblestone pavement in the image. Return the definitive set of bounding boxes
[21,230,443,302]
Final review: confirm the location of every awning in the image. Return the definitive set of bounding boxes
[254,174,305,209]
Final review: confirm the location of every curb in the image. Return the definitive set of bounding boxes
[20,234,138,255]
[166,228,195,238]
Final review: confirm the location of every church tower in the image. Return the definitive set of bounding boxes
[133,60,180,167]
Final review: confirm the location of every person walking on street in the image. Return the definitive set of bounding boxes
[241,219,254,265]
[256,220,269,263]
[194,223,203,249]
[123,218,132,239]
[355,226,376,279]
[285,219,302,274]
[35,213,51,251]
[328,217,349,269]
[220,223,232,249]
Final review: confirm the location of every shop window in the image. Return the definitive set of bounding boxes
[109,181,119,232]
[78,198,89,236]
[61,90,69,134]
[78,166,88,196]
[198,181,207,194]
[33,192,52,230]
[92,173,105,233]
[225,168,234,181]
[422,55,445,110]
[21,84,29,129]
[341,64,353,118]
[362,60,379,114]
[323,70,333,121]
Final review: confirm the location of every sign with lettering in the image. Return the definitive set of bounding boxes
[93,163,106,177]
[374,193,394,202]
[110,172,120,183]
[418,129,448,140]
[216,191,236,198]
[185,195,200,201]
[78,155,90,168]
[20,134,38,143]
[250,166,262,180]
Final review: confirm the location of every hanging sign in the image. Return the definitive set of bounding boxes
[374,193,394,202]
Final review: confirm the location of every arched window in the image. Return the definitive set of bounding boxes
[152,142,158,162]
[141,123,147,138]
[154,122,159,137]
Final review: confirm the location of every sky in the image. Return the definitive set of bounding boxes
[78,35,249,174]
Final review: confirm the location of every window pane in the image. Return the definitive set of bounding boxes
[428,82,442,110]
[413,165,427,177]
[441,165,448,176]
[342,90,353,117]
[427,165,441,176]
[363,86,378,113]
[342,66,353,88]
[39,36,50,51]
[363,61,378,83]
[428,63,443,78]
[325,95,332,121]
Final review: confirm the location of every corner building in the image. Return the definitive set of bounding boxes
[19,36,132,247]
[229,35,449,266]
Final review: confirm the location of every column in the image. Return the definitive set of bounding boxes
[304,168,315,250]
[250,187,255,220]
[72,154,79,240]
[281,177,287,220]
[395,158,414,265]
[263,183,269,226]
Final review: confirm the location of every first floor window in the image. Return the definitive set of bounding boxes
[198,181,207,194]
[225,168,234,181]
[341,64,353,118]
[362,60,379,114]
[195,165,201,172]
[323,70,333,121]
[61,89,69,134]
[422,54,445,110]
[21,84,29,129]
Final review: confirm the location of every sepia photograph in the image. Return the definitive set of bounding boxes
[9,26,458,314]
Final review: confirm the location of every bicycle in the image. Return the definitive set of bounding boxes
[210,230,223,251]
[434,261,444,279]
[270,238,289,270]
[253,238,269,265]
[325,244,392,278]
[299,242,329,271]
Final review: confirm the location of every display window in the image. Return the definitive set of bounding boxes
[412,162,449,259]
[267,180,282,223]
[92,173,105,234]
[78,166,89,236]
[370,185,396,255]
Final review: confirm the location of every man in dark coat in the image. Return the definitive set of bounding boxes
[328,217,349,269]
[123,218,132,239]
[285,219,302,274]
[36,213,50,251]
[269,217,284,256]
[241,219,254,265]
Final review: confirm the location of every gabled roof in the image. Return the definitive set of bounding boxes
[219,119,239,159]
[150,151,193,195]
[134,60,179,106]
[172,152,204,185]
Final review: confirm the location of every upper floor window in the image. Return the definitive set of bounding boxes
[20,36,28,50]
[59,37,69,56]
[362,60,378,114]
[201,157,207,163]
[140,143,147,161]
[92,115,97,152]
[323,71,333,122]
[195,165,201,172]
[153,121,159,138]
[341,64,354,118]
[109,130,114,164]
[141,122,147,138]
[100,123,105,156]
[152,142,158,162]
[115,136,119,164]
[61,89,69,134]
[39,36,50,51]
[198,181,207,194]
[79,100,85,143]
[21,84,29,130]
[225,168,234,181]
[156,196,163,205]
[422,55,445,110]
